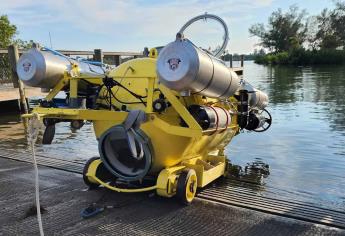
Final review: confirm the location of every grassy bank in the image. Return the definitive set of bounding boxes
[255,49,345,65]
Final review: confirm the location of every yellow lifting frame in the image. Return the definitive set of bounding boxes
[25,73,203,138]
[145,77,155,113]
[23,107,129,121]
[69,78,78,99]
[157,84,201,131]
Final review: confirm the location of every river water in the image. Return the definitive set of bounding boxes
[0,61,344,211]
[228,61,345,211]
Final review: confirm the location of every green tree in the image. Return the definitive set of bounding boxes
[331,1,345,47]
[249,5,308,52]
[320,34,341,49]
[305,16,320,50]
[0,15,17,48]
[315,1,345,49]
[13,39,34,49]
[315,9,339,49]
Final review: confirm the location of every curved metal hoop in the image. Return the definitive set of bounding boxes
[178,13,229,58]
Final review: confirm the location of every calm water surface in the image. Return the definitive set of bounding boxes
[228,61,345,210]
[0,61,344,210]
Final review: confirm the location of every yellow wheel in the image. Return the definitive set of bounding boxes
[176,169,197,205]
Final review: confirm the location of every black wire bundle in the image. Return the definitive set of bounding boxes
[97,76,147,110]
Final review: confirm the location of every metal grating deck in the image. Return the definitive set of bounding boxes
[0,148,344,231]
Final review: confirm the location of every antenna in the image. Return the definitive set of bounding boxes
[49,32,53,49]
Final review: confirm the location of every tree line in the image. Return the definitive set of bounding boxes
[249,1,345,65]
[0,15,33,49]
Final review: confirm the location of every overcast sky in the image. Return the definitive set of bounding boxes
[1,0,335,54]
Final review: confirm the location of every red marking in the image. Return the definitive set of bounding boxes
[216,106,230,133]
[209,106,219,135]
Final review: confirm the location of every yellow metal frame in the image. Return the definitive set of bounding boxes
[182,155,227,187]
[156,165,185,197]
[86,159,102,184]
[154,153,227,198]
[86,159,157,193]
[25,72,204,138]
[85,157,226,198]
[46,76,69,101]
[23,57,238,201]
[24,107,128,121]
[85,155,227,197]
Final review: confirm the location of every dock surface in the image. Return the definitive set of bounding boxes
[0,157,343,236]
[0,84,45,102]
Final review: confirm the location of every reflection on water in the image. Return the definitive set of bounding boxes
[0,61,345,211]
[0,114,98,162]
[227,159,270,185]
[228,62,345,211]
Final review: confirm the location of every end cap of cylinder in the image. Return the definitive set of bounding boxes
[157,40,199,91]
[16,48,45,87]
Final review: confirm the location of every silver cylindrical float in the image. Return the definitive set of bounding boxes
[250,89,269,110]
[188,105,231,131]
[157,39,241,99]
[17,48,105,89]
[239,81,269,110]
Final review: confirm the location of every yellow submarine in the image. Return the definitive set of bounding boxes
[18,14,271,204]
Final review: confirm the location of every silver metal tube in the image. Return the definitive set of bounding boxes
[157,39,241,99]
[205,106,231,130]
[17,48,105,88]
[250,89,269,110]
[239,81,269,110]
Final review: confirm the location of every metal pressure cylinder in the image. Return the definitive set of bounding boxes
[188,105,231,130]
[250,89,269,110]
[157,39,241,99]
[17,48,105,89]
[238,81,269,110]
